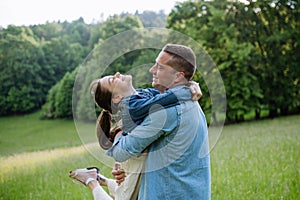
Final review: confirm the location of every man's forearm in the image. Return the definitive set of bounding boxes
[107,109,169,162]
[106,136,135,162]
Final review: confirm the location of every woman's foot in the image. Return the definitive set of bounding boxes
[69,167,108,186]
[69,167,99,186]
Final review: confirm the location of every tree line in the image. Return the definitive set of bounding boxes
[167,0,299,122]
[0,11,165,116]
[0,0,299,124]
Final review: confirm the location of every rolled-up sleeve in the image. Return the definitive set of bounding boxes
[106,136,132,162]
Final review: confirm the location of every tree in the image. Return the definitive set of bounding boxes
[167,1,263,122]
[227,0,300,117]
[40,83,59,119]
[100,15,144,39]
[54,72,75,118]
[133,10,167,27]
[0,26,45,114]
[41,69,77,119]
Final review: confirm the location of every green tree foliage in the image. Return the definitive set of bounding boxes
[54,72,75,118]
[41,38,84,82]
[167,1,262,122]
[1,6,299,124]
[0,20,88,116]
[40,83,59,119]
[0,26,45,114]
[226,0,300,117]
[99,15,143,39]
[41,15,146,120]
[167,0,299,122]
[63,17,91,46]
[133,10,167,27]
[74,15,145,121]
[41,69,77,119]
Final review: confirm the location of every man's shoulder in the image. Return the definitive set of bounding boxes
[168,85,191,101]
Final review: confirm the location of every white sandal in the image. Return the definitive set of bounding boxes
[69,167,99,186]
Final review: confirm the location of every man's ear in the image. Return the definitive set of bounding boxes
[175,71,186,83]
[112,95,123,104]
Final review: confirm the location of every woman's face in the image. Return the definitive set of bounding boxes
[99,72,134,97]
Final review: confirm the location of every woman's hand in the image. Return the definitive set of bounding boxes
[114,130,123,141]
[189,81,202,101]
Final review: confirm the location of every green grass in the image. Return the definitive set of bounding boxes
[0,146,113,200]
[211,115,300,199]
[0,112,299,199]
[0,111,96,156]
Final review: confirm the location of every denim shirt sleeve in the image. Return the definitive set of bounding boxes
[107,86,192,162]
[107,104,178,162]
[128,86,192,124]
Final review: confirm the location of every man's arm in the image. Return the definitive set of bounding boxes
[128,85,199,123]
[107,106,177,162]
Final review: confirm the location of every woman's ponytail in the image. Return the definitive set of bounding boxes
[97,110,112,150]
[92,78,122,150]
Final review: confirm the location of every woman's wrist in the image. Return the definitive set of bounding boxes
[114,130,123,141]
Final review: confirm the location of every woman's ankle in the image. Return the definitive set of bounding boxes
[88,180,100,191]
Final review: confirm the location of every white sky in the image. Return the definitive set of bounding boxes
[0,0,185,27]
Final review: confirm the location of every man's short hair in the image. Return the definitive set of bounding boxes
[162,44,196,80]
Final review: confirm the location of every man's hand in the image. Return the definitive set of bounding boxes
[189,81,202,101]
[111,162,126,185]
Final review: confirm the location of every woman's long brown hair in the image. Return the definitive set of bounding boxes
[90,79,120,150]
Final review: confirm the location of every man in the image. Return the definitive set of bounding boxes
[107,44,210,200]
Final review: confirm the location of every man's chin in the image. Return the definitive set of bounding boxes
[153,83,167,92]
[152,82,160,88]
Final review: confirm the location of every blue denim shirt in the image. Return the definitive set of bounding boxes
[107,85,211,200]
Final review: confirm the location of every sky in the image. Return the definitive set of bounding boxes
[0,0,186,27]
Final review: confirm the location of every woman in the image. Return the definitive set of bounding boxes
[69,72,202,200]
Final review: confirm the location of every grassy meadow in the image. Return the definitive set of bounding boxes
[0,112,299,199]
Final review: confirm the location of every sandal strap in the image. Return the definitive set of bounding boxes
[85,177,96,186]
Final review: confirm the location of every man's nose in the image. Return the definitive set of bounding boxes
[149,65,157,74]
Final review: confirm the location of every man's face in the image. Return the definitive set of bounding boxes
[149,51,178,91]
